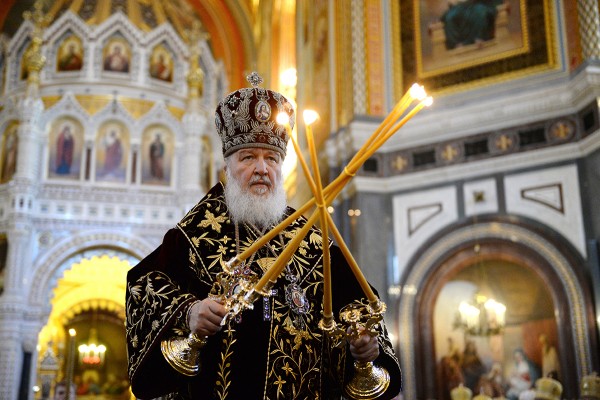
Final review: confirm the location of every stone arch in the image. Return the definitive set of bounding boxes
[28,229,154,310]
[397,216,598,400]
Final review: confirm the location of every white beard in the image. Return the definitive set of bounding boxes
[224,169,287,228]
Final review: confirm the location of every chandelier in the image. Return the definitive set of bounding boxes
[454,293,506,336]
[77,328,106,366]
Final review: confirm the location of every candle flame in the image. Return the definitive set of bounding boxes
[409,84,427,101]
[422,96,433,107]
[303,110,319,126]
[276,112,291,125]
[68,328,76,336]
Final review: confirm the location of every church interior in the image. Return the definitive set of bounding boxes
[0,0,599,399]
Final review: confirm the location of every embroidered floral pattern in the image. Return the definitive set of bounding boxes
[126,183,400,399]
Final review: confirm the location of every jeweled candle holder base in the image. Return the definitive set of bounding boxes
[160,332,207,376]
[324,301,390,400]
[344,360,390,400]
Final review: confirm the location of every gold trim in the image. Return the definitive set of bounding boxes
[363,0,370,114]
[545,0,558,68]
[365,0,386,116]
[391,0,402,104]
[335,0,354,126]
[119,97,156,119]
[41,95,62,110]
[127,0,145,31]
[96,0,111,23]
[74,94,112,116]
[70,0,84,14]
[167,105,185,121]
[152,0,168,26]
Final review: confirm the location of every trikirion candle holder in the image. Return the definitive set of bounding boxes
[160,84,432,395]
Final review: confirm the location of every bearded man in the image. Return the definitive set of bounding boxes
[125,73,401,399]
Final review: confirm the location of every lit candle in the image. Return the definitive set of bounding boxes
[303,110,333,321]
[236,88,432,287]
[346,96,433,175]
[354,83,426,161]
[276,112,379,312]
[324,211,379,305]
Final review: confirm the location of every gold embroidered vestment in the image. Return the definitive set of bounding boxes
[126,182,401,399]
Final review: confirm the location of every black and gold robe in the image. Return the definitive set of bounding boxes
[126,182,401,399]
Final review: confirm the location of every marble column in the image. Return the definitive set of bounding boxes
[0,225,35,399]
[0,303,26,400]
[180,109,208,211]
[15,97,44,183]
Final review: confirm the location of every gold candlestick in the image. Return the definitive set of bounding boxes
[303,110,333,322]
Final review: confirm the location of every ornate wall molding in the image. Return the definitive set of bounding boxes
[28,230,153,307]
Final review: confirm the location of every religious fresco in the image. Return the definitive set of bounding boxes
[57,34,84,72]
[102,37,131,73]
[0,122,18,183]
[47,116,84,180]
[141,124,172,186]
[399,0,557,93]
[95,121,129,183]
[415,0,527,78]
[433,260,559,400]
[149,44,173,82]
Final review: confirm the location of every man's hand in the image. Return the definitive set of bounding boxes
[349,331,380,363]
[188,298,228,337]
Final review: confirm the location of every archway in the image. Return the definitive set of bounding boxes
[397,216,598,400]
[36,254,132,398]
[28,231,154,399]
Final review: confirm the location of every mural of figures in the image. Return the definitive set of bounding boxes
[475,362,506,398]
[0,122,18,183]
[95,121,128,183]
[440,0,503,50]
[433,260,554,400]
[102,38,130,73]
[57,35,83,72]
[48,117,83,180]
[461,340,486,392]
[506,348,540,400]
[149,44,173,82]
[141,125,172,186]
[416,0,525,77]
[438,337,464,400]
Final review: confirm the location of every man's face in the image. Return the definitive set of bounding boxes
[227,148,282,197]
